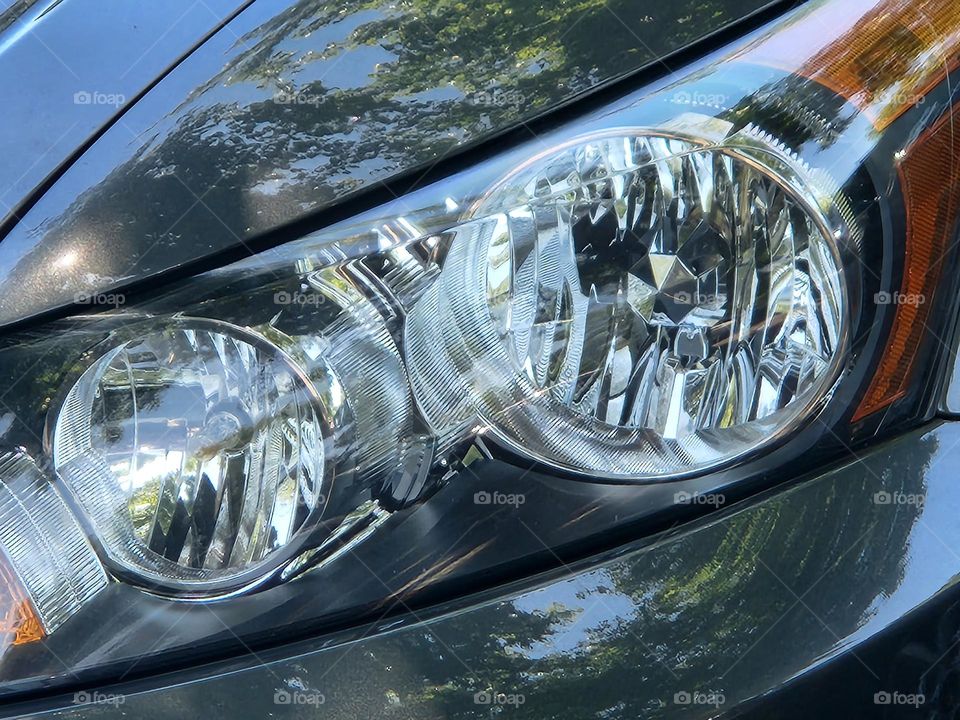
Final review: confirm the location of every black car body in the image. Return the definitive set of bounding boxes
[1,0,959,718]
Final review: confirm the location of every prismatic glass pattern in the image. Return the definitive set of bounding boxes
[54,324,325,589]
[405,132,847,479]
[482,135,844,441]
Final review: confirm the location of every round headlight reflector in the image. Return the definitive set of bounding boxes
[52,319,330,595]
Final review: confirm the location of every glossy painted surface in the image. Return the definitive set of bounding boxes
[0,0,246,228]
[15,421,960,719]
[0,0,777,327]
[939,315,960,414]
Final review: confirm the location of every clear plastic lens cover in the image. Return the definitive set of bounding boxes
[53,320,330,593]
[407,124,852,478]
[49,276,413,595]
[27,113,859,596]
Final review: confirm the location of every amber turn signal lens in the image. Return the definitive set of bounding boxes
[853,106,960,421]
[738,0,960,131]
[0,553,43,648]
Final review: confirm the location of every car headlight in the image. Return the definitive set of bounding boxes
[407,123,854,479]
[52,319,332,596]
[0,0,957,698]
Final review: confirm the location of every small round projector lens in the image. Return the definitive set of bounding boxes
[52,319,329,595]
[406,126,852,479]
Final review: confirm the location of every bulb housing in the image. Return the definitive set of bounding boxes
[406,120,855,479]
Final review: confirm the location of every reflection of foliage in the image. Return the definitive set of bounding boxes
[337,433,935,719]
[0,331,105,452]
[221,0,754,102]
[387,600,578,713]
[26,0,772,287]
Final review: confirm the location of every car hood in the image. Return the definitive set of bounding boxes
[0,0,777,327]
[0,0,246,233]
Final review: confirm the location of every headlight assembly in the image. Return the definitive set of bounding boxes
[0,0,958,698]
[53,319,332,596]
[407,124,855,479]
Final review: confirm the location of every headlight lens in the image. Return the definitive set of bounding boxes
[407,127,852,478]
[53,320,330,595]
[45,121,859,599]
[0,0,957,699]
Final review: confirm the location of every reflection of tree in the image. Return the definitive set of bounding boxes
[21,0,770,289]
[797,0,957,131]
[345,433,934,719]
[733,0,957,133]
[0,335,99,451]
[386,600,578,714]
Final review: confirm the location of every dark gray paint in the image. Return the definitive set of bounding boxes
[15,422,955,719]
[0,0,777,327]
[0,0,246,228]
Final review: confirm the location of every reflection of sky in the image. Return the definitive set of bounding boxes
[266,7,389,61]
[750,0,876,56]
[503,434,960,683]
[511,569,636,660]
[203,37,398,104]
[243,8,398,91]
[294,44,397,89]
[395,86,465,104]
[850,469,960,642]
[775,435,960,684]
